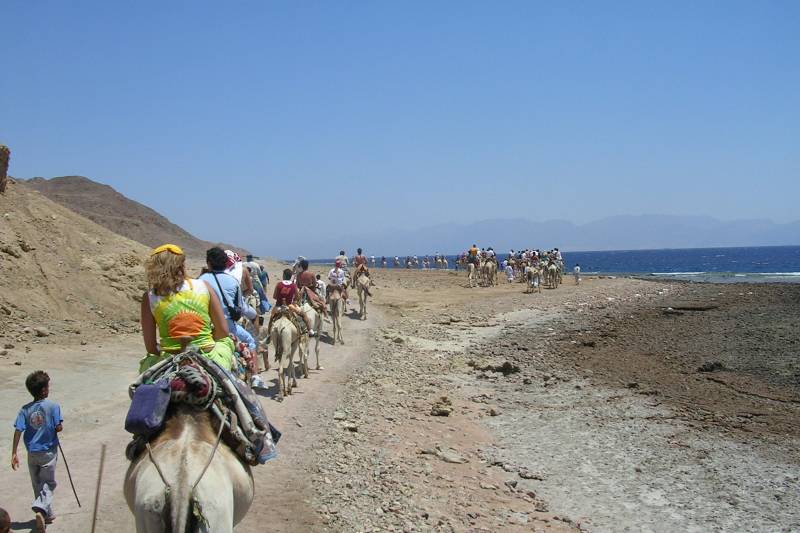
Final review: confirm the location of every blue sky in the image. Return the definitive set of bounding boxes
[2,1,798,256]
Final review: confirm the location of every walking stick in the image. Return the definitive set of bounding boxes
[57,442,82,508]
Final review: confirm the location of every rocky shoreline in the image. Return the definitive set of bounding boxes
[310,272,800,532]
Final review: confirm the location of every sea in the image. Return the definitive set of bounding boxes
[307,245,800,283]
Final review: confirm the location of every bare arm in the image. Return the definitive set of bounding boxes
[11,430,21,470]
[242,269,253,295]
[140,293,158,354]
[205,281,230,341]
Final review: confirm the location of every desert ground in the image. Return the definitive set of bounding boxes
[1,266,799,532]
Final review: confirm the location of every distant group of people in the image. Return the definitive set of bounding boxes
[459,245,582,285]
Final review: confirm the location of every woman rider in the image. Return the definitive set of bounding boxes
[139,244,236,373]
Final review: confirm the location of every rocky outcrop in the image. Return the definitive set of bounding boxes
[0,145,9,194]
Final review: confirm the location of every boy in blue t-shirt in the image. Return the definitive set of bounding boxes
[11,371,63,531]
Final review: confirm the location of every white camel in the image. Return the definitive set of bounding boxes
[481,259,497,287]
[328,288,345,345]
[547,262,560,289]
[124,407,254,533]
[299,299,322,371]
[355,273,371,320]
[271,314,300,399]
[525,265,542,294]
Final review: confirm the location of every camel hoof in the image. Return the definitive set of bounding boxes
[316,366,323,370]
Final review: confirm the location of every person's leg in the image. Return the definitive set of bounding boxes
[310,290,328,316]
[290,304,313,333]
[207,337,236,371]
[29,450,57,521]
[267,305,279,333]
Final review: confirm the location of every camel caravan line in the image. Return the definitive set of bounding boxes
[121,247,374,532]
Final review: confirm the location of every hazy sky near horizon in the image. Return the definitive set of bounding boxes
[2,1,799,256]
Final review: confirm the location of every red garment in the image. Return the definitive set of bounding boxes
[273,281,298,306]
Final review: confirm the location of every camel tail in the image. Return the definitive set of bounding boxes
[169,485,199,533]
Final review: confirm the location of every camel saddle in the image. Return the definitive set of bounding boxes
[273,305,308,338]
[126,349,281,466]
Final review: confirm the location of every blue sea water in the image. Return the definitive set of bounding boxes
[308,246,800,283]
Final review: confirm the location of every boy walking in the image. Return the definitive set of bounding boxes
[11,371,63,532]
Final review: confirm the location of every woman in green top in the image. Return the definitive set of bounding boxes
[139,244,235,373]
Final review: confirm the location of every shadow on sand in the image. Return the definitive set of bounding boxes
[10,519,36,532]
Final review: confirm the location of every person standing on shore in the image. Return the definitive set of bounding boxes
[11,371,63,531]
[574,264,581,285]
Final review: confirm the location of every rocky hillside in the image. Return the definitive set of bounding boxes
[0,180,149,341]
[23,176,248,257]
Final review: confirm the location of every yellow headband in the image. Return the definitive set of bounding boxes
[150,244,184,257]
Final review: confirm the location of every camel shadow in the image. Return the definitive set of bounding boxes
[345,310,362,320]
[255,368,310,401]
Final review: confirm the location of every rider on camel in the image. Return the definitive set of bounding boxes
[296,259,329,317]
[327,260,349,302]
[268,269,315,337]
[352,248,373,296]
[468,244,480,267]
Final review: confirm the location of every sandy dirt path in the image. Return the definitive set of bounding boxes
[0,306,378,532]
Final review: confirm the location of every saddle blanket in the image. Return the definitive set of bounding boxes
[126,349,280,465]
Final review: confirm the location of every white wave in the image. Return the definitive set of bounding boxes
[651,272,706,276]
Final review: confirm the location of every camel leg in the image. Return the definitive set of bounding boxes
[302,341,309,378]
[337,307,344,343]
[315,318,322,370]
[291,341,298,388]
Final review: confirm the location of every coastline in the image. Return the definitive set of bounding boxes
[311,270,800,531]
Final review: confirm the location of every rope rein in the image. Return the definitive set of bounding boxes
[191,411,226,495]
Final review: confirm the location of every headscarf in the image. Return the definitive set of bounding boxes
[225,250,243,282]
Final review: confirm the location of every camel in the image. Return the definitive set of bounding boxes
[481,259,497,287]
[525,266,542,294]
[547,263,560,289]
[355,273,371,320]
[327,287,345,345]
[299,299,322,371]
[271,314,300,399]
[124,407,254,533]
[467,262,477,288]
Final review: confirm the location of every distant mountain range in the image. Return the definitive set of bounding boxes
[17,176,799,258]
[22,176,249,257]
[290,214,800,258]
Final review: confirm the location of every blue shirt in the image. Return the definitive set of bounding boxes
[15,399,62,453]
[199,272,244,322]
